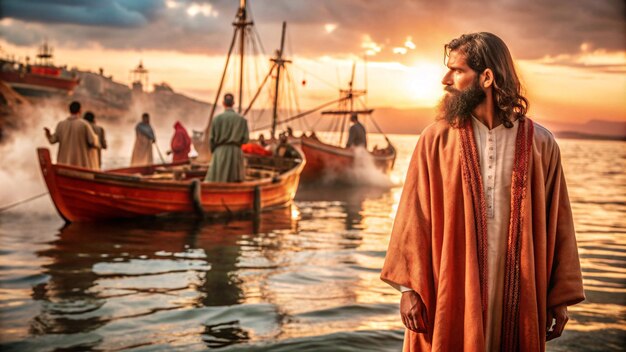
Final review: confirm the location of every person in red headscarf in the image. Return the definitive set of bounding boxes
[168,121,191,162]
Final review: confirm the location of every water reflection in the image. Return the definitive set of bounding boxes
[30,210,296,350]
[296,184,392,231]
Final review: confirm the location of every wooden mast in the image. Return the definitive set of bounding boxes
[198,0,253,162]
[322,62,368,116]
[271,22,288,139]
[236,0,250,113]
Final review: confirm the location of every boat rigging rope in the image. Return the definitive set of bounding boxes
[246,4,266,57]
[252,27,266,57]
[284,68,311,131]
[292,62,340,91]
[356,97,389,140]
[0,192,48,213]
[251,96,350,132]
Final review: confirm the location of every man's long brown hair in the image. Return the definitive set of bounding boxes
[444,32,529,128]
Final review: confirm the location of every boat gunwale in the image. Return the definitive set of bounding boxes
[47,151,306,191]
[299,137,396,162]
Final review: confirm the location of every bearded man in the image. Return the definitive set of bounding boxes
[380,32,584,351]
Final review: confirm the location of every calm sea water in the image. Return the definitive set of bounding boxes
[0,134,624,351]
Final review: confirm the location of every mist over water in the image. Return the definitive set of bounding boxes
[318,147,397,187]
[0,100,65,212]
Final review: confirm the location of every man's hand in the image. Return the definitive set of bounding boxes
[400,290,429,334]
[546,304,569,341]
[44,127,51,138]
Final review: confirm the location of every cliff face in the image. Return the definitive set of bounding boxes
[70,71,212,129]
[0,81,33,142]
[128,84,212,131]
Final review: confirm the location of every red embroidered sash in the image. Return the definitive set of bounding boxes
[459,118,534,351]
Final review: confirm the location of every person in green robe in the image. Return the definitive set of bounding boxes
[204,93,249,182]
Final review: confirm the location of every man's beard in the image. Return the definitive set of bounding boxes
[438,77,486,126]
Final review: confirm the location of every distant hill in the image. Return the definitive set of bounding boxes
[71,71,213,128]
[552,131,626,141]
[537,119,626,139]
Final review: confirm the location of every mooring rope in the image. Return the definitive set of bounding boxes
[0,192,48,213]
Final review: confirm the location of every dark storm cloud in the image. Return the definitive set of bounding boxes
[0,0,163,27]
[1,0,624,63]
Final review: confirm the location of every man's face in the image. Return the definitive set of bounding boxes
[439,50,486,121]
[442,50,477,93]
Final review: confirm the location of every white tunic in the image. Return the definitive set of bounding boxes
[471,116,519,352]
[400,117,519,352]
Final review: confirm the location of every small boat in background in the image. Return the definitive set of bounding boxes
[0,42,79,97]
[37,148,304,222]
[289,63,396,183]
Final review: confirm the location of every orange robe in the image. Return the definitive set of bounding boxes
[380,118,584,351]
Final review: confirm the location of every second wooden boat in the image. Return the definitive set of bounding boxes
[297,136,395,182]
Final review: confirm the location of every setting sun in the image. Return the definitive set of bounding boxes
[406,62,445,107]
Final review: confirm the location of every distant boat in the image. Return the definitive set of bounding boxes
[286,62,396,183]
[0,42,79,97]
[37,148,304,222]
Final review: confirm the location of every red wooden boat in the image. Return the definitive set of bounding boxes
[0,42,79,97]
[38,148,304,222]
[296,136,395,182]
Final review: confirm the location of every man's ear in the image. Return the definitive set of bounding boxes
[481,68,494,89]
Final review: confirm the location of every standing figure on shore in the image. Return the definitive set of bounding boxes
[131,113,155,166]
[84,111,107,169]
[168,121,192,162]
[44,101,100,169]
[204,93,249,182]
[346,113,367,148]
[380,32,584,351]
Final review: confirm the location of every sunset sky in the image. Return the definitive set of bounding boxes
[1,0,624,124]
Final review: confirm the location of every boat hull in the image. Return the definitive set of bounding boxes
[37,148,303,222]
[296,137,395,182]
[0,70,79,97]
